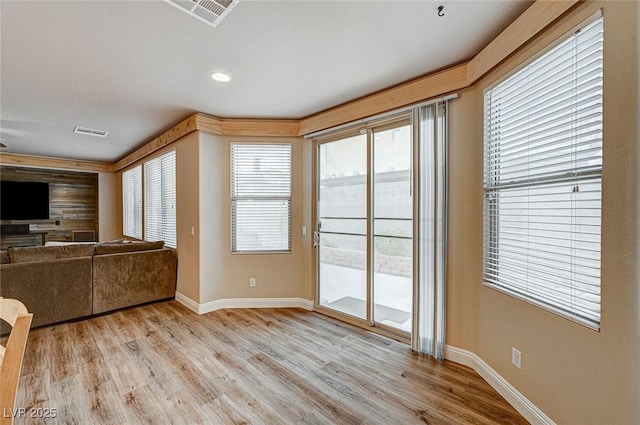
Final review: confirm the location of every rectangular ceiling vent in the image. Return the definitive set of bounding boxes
[164,0,239,28]
[73,126,109,138]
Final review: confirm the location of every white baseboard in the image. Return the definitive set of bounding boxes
[174,291,201,313]
[175,292,314,315]
[445,345,556,425]
[173,295,544,423]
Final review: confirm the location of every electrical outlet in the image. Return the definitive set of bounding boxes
[249,277,256,287]
[512,347,522,369]
[302,226,307,236]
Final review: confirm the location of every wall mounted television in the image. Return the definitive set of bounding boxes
[0,181,50,220]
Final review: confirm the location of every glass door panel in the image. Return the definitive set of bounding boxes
[373,124,413,332]
[317,134,368,319]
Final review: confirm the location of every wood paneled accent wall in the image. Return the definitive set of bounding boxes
[0,166,99,247]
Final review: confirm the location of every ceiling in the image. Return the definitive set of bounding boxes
[0,0,532,163]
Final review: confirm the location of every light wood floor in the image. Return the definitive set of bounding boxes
[15,301,528,424]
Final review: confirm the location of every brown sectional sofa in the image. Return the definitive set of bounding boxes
[0,240,177,328]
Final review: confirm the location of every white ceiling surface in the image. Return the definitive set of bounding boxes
[0,0,532,162]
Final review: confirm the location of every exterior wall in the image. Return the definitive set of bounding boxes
[198,133,310,303]
[117,131,200,302]
[446,2,639,423]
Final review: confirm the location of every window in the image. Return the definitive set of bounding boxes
[144,150,177,248]
[122,165,142,239]
[483,17,603,330]
[231,143,291,253]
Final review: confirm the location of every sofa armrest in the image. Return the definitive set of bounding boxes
[92,248,177,314]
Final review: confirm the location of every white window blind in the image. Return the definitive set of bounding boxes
[483,17,603,330]
[231,143,291,253]
[144,150,177,248]
[122,165,142,239]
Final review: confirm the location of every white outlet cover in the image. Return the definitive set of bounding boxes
[512,347,522,369]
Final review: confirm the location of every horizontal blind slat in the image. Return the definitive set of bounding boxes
[144,150,176,248]
[123,166,143,239]
[482,17,603,329]
[231,144,292,252]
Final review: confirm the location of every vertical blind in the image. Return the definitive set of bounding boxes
[483,17,603,330]
[144,150,177,248]
[122,165,142,239]
[231,143,291,253]
[415,101,448,360]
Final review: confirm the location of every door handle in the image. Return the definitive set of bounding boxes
[313,231,320,247]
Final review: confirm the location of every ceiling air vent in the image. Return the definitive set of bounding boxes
[73,126,109,138]
[164,0,239,28]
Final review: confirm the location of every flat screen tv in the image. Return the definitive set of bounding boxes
[0,181,50,220]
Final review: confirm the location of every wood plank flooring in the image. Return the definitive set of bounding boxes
[13,302,528,424]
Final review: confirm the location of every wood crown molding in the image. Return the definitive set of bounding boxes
[4,0,579,173]
[298,63,468,136]
[112,0,579,169]
[111,114,300,171]
[0,153,112,173]
[113,115,198,171]
[195,114,300,137]
[300,0,579,135]
[466,0,580,85]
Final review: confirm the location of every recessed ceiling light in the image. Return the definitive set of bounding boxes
[210,72,231,82]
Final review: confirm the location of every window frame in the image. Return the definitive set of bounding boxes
[482,14,603,330]
[122,165,143,240]
[230,142,292,254]
[143,150,177,249]
[121,150,177,248]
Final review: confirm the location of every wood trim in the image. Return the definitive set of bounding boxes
[109,0,581,168]
[0,153,111,173]
[113,115,198,171]
[220,118,299,137]
[298,63,468,136]
[298,0,581,136]
[466,0,580,85]
[195,114,300,137]
[112,114,301,171]
[193,113,222,134]
[0,298,33,425]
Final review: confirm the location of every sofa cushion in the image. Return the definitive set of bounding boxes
[101,238,127,245]
[45,241,97,247]
[8,244,96,263]
[94,240,165,255]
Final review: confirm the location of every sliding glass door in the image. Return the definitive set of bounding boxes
[316,118,413,336]
[373,122,413,332]
[317,133,368,319]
